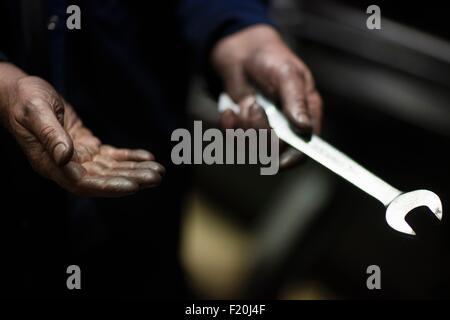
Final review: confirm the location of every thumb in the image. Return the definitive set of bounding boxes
[222,65,254,104]
[20,100,74,165]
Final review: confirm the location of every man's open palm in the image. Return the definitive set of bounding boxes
[4,76,164,197]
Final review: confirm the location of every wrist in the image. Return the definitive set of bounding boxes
[212,24,282,68]
[0,63,28,114]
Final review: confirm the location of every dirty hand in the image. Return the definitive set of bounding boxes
[0,63,164,197]
[212,25,322,168]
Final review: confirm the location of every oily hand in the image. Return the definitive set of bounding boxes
[0,71,164,197]
[212,25,323,168]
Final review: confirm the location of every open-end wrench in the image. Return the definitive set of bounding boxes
[218,93,443,235]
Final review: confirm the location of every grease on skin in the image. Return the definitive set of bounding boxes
[0,70,164,197]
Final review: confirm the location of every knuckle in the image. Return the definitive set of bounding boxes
[21,99,45,118]
[15,77,34,97]
[39,125,58,147]
[289,94,307,109]
[294,93,306,103]
[278,62,297,79]
[15,78,63,117]
[15,99,49,126]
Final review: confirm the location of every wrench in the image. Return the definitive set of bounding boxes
[218,93,443,235]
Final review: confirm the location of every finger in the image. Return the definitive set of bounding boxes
[84,161,164,185]
[92,154,124,169]
[72,128,101,149]
[220,65,259,130]
[92,155,165,174]
[34,159,143,197]
[296,63,316,94]
[87,159,165,180]
[100,145,154,161]
[73,143,96,163]
[105,168,162,188]
[244,97,269,129]
[220,109,239,129]
[83,162,162,188]
[307,91,323,134]
[278,72,312,134]
[220,98,268,130]
[19,101,74,165]
[244,55,314,134]
[222,65,254,103]
[60,161,140,197]
[73,176,140,197]
[130,161,166,175]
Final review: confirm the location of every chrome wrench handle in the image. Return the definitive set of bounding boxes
[256,94,402,207]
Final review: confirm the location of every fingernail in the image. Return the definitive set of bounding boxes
[156,164,166,175]
[53,143,67,165]
[293,113,313,139]
[239,95,256,109]
[137,150,153,160]
[296,113,312,129]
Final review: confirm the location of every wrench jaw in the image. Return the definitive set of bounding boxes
[385,190,443,236]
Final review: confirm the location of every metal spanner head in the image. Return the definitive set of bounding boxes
[386,190,443,235]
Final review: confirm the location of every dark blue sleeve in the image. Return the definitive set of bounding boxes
[177,0,272,95]
[178,0,272,67]
[0,51,8,61]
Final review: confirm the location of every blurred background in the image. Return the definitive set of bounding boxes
[180,0,450,299]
